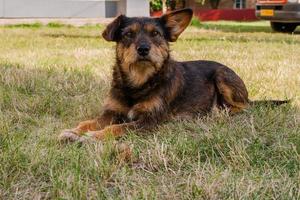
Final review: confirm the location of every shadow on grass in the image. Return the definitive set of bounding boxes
[0,62,106,122]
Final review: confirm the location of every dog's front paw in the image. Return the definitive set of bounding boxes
[78,131,98,143]
[127,109,142,121]
[58,129,80,142]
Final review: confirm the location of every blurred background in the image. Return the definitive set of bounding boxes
[0,0,259,18]
[0,0,299,32]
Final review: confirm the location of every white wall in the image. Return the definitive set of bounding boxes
[126,0,149,17]
[0,0,4,17]
[0,0,149,18]
[117,0,126,16]
[1,0,118,18]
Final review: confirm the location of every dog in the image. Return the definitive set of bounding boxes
[59,8,288,142]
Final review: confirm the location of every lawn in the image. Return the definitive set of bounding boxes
[0,21,299,199]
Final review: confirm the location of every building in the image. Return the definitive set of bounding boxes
[0,0,257,21]
[0,0,149,18]
[185,0,256,10]
[155,0,257,21]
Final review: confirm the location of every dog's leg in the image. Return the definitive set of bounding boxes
[59,110,119,142]
[69,111,117,134]
[83,121,138,140]
[82,118,156,141]
[215,67,249,113]
[82,97,166,141]
[59,95,130,142]
[127,96,165,122]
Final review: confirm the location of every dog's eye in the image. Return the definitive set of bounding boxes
[152,31,160,37]
[125,31,134,38]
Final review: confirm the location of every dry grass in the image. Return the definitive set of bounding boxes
[0,21,299,199]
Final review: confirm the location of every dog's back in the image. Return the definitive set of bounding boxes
[170,60,230,116]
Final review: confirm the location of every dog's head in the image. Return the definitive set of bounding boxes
[102,8,193,86]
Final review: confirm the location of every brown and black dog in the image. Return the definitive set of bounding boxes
[59,8,288,142]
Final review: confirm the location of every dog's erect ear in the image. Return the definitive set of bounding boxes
[159,8,193,42]
[102,15,125,42]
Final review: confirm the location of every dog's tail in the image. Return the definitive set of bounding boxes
[249,99,291,107]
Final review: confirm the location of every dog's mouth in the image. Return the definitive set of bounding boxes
[137,55,151,62]
[129,56,156,71]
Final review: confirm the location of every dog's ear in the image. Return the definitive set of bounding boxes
[159,8,193,42]
[102,15,125,42]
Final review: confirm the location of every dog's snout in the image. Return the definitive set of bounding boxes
[137,44,150,57]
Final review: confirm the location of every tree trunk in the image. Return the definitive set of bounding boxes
[162,0,167,13]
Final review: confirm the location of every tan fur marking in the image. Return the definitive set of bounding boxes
[125,42,169,87]
[218,83,249,112]
[123,43,138,71]
[144,24,155,33]
[72,119,98,135]
[128,62,156,86]
[101,125,125,139]
[87,122,138,140]
[128,96,163,120]
[116,26,169,87]
[134,95,163,113]
[127,23,139,33]
[59,109,121,139]
[119,43,159,87]
[103,95,130,114]
[59,119,100,139]
[116,43,125,62]
[149,43,168,68]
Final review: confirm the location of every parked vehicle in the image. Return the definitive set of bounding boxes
[256,0,300,33]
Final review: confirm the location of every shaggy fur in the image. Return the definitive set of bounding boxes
[59,8,287,142]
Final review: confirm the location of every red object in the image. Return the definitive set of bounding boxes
[194,9,257,21]
[150,10,163,17]
[257,0,287,4]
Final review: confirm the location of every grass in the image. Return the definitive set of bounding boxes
[0,21,299,199]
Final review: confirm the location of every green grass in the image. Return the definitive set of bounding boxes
[191,19,300,33]
[0,21,299,199]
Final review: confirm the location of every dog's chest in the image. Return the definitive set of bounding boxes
[127,63,157,87]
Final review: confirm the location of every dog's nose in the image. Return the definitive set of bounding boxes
[137,44,150,57]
